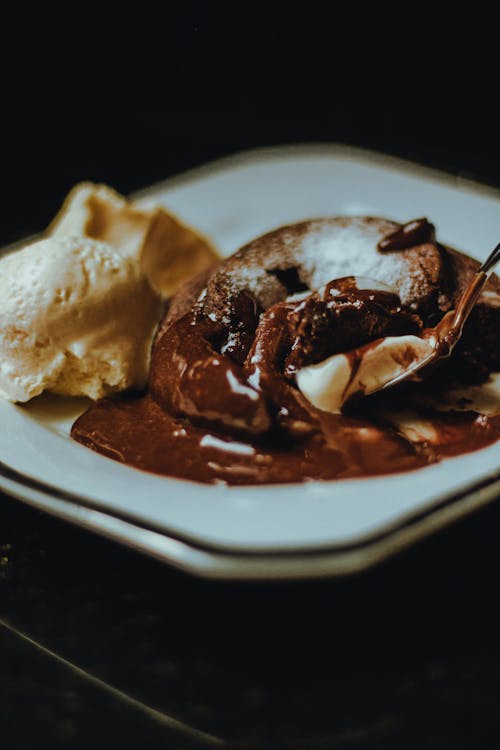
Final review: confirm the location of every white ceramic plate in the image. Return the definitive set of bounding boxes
[1,144,499,579]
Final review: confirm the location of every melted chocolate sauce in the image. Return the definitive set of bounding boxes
[71,391,500,485]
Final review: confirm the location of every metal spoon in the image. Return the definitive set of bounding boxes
[295,243,500,413]
[373,240,500,393]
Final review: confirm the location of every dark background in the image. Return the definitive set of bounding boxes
[2,13,500,750]
[3,72,499,246]
[1,13,498,244]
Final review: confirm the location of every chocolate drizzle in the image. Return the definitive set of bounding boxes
[378,218,436,252]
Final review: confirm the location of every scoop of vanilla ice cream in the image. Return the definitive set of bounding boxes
[48,182,219,297]
[0,236,162,402]
[296,335,434,413]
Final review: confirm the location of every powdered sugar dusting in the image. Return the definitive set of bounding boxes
[290,218,421,300]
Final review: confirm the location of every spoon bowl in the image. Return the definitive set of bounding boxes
[374,240,500,394]
[295,242,500,414]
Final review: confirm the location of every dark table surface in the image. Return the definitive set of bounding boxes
[1,61,500,749]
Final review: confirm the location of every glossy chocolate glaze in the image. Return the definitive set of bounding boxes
[377,218,436,252]
[71,217,500,485]
[71,391,500,485]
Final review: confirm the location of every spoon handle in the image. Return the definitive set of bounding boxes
[375,241,500,395]
[480,241,500,276]
[447,241,500,343]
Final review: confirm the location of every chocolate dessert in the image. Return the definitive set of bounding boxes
[71,217,500,484]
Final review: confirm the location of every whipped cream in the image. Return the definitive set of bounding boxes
[296,335,434,413]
